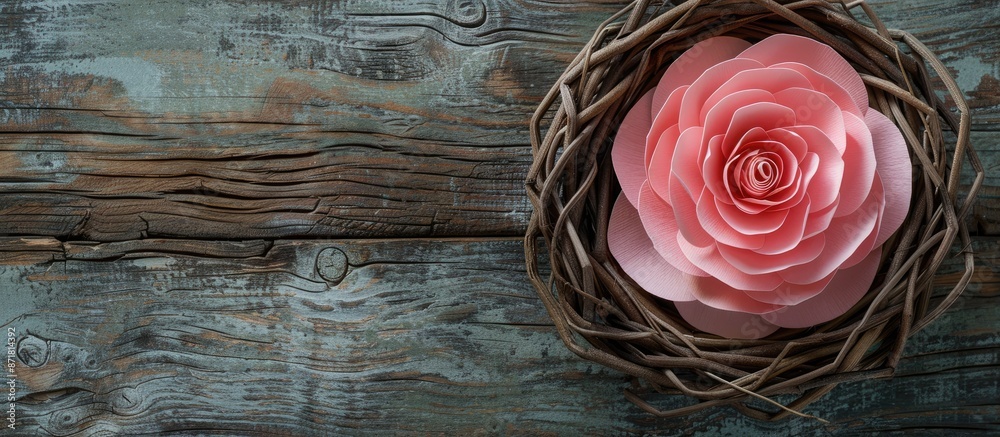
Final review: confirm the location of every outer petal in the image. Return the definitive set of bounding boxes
[743,270,835,306]
[836,111,877,216]
[652,36,753,112]
[679,238,785,292]
[608,193,697,301]
[675,299,781,339]
[765,249,881,328]
[637,182,708,275]
[771,61,863,116]
[737,34,869,112]
[647,86,687,168]
[717,231,824,275]
[667,175,715,248]
[867,109,911,246]
[650,126,702,200]
[842,173,884,268]
[612,90,655,207]
[689,275,784,314]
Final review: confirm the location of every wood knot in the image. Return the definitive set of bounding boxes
[16,335,49,368]
[316,247,349,285]
[448,0,486,27]
[111,387,143,416]
[48,407,83,434]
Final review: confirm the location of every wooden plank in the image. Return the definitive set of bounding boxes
[863,0,1000,130]
[0,0,622,240]
[2,0,998,241]
[1,237,997,435]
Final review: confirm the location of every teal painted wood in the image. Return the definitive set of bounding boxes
[0,0,621,240]
[0,237,997,435]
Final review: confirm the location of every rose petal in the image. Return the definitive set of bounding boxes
[608,193,698,301]
[690,275,785,314]
[679,58,765,131]
[737,34,868,112]
[770,61,863,116]
[652,36,753,112]
[667,175,716,249]
[696,187,766,249]
[779,187,879,284]
[757,151,811,209]
[717,231,824,275]
[702,89,775,166]
[764,140,801,196]
[637,181,709,275]
[675,300,781,339]
[804,198,838,239]
[726,128,772,159]
[743,270,835,306]
[842,174,884,268]
[647,86,687,168]
[715,198,787,235]
[867,109,911,246]
[756,199,813,255]
[765,127,808,160]
[701,68,812,125]
[648,124,688,201]
[783,126,843,211]
[649,126,702,201]
[704,134,732,204]
[721,102,796,156]
[765,249,882,328]
[678,238,784,291]
[773,87,846,153]
[612,90,655,207]
[836,111,877,216]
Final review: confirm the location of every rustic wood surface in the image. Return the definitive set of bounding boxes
[1,0,997,435]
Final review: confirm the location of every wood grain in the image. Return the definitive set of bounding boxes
[863,0,1000,129]
[1,0,997,241]
[0,0,620,240]
[1,237,997,435]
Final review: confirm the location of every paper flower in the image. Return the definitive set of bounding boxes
[608,34,911,339]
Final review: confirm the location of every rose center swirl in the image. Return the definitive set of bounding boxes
[731,150,782,199]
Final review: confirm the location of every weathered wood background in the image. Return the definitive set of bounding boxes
[1,0,997,435]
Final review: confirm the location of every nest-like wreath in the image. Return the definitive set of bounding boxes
[524,0,983,420]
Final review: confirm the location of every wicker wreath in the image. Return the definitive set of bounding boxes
[524,0,983,420]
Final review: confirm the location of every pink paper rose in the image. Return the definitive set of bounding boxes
[609,34,911,339]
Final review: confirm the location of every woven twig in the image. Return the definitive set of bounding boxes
[524,0,983,420]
